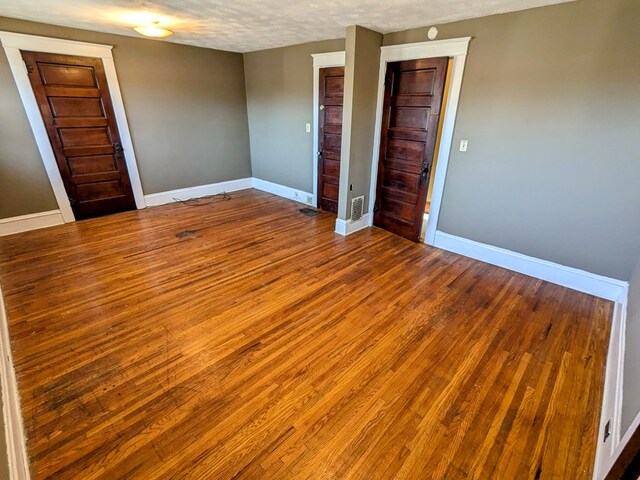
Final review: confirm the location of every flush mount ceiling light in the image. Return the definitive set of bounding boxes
[133,20,173,38]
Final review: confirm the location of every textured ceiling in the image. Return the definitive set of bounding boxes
[0,0,575,53]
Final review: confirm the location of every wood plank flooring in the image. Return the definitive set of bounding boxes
[0,189,612,479]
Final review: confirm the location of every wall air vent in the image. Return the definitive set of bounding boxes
[351,195,364,222]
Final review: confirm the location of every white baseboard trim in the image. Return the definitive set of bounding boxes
[594,285,628,479]
[144,178,314,209]
[0,286,30,479]
[335,213,371,236]
[144,178,254,207]
[252,178,313,206]
[433,231,627,301]
[0,210,63,237]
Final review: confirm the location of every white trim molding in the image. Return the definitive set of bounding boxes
[252,178,313,206]
[0,285,30,480]
[144,178,254,207]
[0,31,146,223]
[144,178,314,208]
[0,210,64,237]
[594,285,629,479]
[312,51,346,208]
[368,37,472,246]
[335,213,371,236]
[0,31,115,58]
[433,231,628,301]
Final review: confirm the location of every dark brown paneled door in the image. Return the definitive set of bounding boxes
[317,66,344,214]
[373,57,448,242]
[21,51,136,220]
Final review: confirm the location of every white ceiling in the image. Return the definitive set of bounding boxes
[0,0,575,53]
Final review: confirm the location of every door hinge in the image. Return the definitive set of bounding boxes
[420,163,430,182]
[374,202,380,212]
[24,62,33,75]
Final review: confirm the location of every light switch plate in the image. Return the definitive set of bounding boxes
[305,123,311,133]
[459,139,468,152]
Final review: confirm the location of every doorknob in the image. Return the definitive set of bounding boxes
[317,150,323,157]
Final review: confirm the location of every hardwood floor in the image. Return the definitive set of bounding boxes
[0,189,612,479]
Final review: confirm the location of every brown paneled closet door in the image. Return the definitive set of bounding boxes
[373,57,448,242]
[22,51,136,220]
[317,66,344,214]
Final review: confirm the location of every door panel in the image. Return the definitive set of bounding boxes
[373,57,448,241]
[22,51,136,220]
[39,64,97,86]
[323,183,339,200]
[380,195,417,223]
[390,107,429,129]
[324,75,344,96]
[383,169,420,193]
[68,155,118,175]
[396,69,435,95]
[49,97,105,117]
[387,138,424,162]
[77,181,123,201]
[323,159,340,179]
[324,105,343,125]
[323,132,342,152]
[318,66,344,214]
[58,127,112,147]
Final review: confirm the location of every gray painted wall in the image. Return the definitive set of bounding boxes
[384,0,640,280]
[338,26,381,220]
[243,39,345,193]
[246,0,640,280]
[0,35,57,217]
[0,17,251,219]
[622,259,640,434]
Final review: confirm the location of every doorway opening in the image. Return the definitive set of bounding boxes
[373,56,452,242]
[311,51,346,211]
[317,66,345,214]
[368,37,471,245]
[22,50,137,220]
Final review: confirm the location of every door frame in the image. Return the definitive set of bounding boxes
[0,31,146,223]
[311,51,345,208]
[368,37,471,245]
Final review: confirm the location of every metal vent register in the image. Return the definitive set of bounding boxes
[351,195,364,222]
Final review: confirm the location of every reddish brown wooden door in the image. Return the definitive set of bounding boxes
[22,51,136,220]
[373,57,448,242]
[317,67,344,214]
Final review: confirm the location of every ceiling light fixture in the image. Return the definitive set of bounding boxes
[134,20,173,38]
